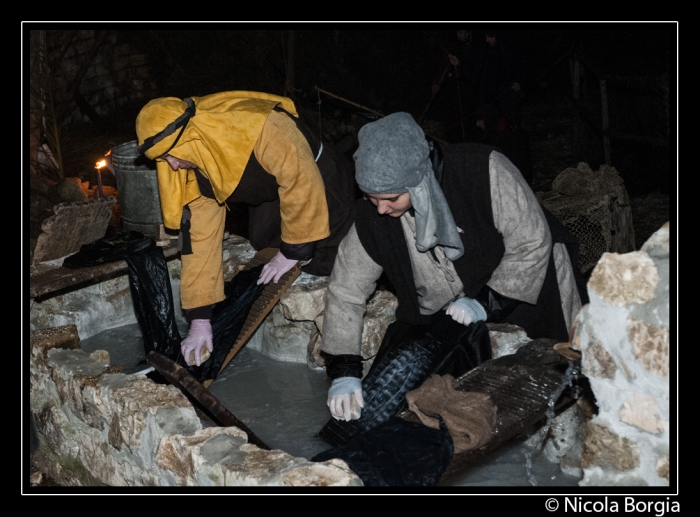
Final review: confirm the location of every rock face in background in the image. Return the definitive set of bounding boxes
[572,223,670,486]
[537,162,635,276]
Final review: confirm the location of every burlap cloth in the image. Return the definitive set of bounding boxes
[405,374,498,454]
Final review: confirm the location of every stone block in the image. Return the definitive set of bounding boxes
[581,422,640,471]
[32,197,117,264]
[627,319,669,377]
[278,273,329,322]
[486,322,530,358]
[618,393,666,434]
[29,323,362,486]
[581,332,618,380]
[588,251,660,306]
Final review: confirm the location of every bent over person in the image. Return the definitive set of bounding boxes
[319,112,588,422]
[135,91,355,367]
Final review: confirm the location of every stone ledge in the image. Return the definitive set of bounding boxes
[29,325,362,487]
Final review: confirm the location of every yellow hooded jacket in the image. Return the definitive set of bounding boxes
[136,91,330,310]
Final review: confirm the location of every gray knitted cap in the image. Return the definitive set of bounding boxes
[353,112,464,261]
[353,112,430,194]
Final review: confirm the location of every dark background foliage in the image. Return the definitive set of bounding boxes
[25,23,675,249]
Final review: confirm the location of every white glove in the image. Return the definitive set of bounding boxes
[181,319,213,366]
[258,251,298,285]
[327,377,364,421]
[446,297,487,326]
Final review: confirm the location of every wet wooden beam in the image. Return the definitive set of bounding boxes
[147,350,271,450]
[29,240,179,300]
[419,339,585,484]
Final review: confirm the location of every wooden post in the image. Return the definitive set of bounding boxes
[570,55,581,152]
[419,62,451,124]
[600,78,612,165]
[571,55,581,102]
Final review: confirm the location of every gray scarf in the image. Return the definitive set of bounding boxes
[354,112,464,261]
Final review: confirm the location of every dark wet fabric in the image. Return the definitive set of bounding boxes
[124,238,183,359]
[185,267,266,381]
[59,231,266,383]
[312,416,453,487]
[475,283,521,322]
[317,310,491,448]
[128,245,265,382]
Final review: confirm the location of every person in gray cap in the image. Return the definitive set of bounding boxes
[319,112,588,422]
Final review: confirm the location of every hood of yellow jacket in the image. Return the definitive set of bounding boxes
[135,91,298,229]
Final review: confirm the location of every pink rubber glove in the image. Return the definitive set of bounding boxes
[180,319,213,366]
[258,251,298,285]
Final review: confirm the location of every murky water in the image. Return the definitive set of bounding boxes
[80,322,583,488]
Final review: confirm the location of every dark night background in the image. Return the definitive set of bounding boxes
[23,23,677,490]
[25,23,676,248]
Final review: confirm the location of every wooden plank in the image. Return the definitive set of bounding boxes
[424,339,583,483]
[146,350,271,450]
[29,240,179,300]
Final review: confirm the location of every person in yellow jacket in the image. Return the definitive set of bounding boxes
[135,91,356,366]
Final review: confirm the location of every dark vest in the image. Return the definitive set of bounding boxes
[356,143,504,324]
[355,143,585,341]
[195,107,321,206]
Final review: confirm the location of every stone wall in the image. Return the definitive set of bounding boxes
[28,224,672,487]
[28,234,536,487]
[572,223,671,486]
[29,325,361,487]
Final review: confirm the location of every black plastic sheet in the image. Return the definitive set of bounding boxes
[312,416,453,487]
[185,268,266,381]
[124,238,182,359]
[62,231,152,268]
[60,231,266,383]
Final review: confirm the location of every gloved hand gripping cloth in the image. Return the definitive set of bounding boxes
[327,377,364,421]
[317,309,492,447]
[258,251,298,284]
[60,231,268,383]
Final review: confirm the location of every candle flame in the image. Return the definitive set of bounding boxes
[95,159,107,169]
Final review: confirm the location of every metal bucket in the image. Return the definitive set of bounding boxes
[111,140,163,238]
